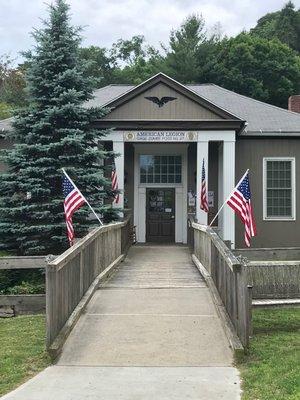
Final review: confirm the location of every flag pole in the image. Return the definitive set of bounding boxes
[62,168,103,226]
[209,169,249,227]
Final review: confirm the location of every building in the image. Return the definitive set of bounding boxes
[2,72,300,248]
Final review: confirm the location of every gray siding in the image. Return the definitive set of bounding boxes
[187,142,218,223]
[208,143,219,224]
[124,143,134,210]
[187,143,196,193]
[235,138,300,248]
[104,83,223,120]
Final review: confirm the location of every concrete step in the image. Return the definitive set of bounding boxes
[2,366,241,400]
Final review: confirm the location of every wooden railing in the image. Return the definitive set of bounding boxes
[191,221,252,349]
[0,256,47,270]
[46,215,132,357]
[242,260,300,300]
[234,247,300,299]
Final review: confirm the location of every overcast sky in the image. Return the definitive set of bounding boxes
[1,0,300,63]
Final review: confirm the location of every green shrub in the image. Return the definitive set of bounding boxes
[0,269,45,294]
[5,281,45,295]
[0,102,12,119]
[0,251,10,256]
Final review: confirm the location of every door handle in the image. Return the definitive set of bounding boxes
[171,215,175,219]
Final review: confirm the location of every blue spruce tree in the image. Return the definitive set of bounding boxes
[0,0,119,255]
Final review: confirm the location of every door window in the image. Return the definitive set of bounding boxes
[146,188,175,242]
[148,189,173,213]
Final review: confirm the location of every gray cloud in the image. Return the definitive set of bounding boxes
[1,0,300,63]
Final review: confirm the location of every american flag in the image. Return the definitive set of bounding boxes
[111,163,120,204]
[62,175,86,246]
[227,172,256,247]
[200,158,209,213]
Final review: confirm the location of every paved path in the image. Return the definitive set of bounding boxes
[2,246,241,400]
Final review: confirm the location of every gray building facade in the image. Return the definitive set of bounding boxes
[2,72,300,248]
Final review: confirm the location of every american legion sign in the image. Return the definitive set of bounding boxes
[124,131,197,142]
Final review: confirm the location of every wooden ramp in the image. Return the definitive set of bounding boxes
[3,246,241,400]
[58,246,233,367]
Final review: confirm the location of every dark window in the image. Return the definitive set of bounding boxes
[139,155,182,184]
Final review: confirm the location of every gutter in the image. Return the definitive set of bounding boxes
[240,129,300,137]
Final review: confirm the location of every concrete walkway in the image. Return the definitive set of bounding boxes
[2,246,241,400]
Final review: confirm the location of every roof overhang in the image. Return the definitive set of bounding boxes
[92,119,246,132]
[240,130,300,137]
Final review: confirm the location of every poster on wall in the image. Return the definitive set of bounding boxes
[188,190,196,206]
[208,191,214,208]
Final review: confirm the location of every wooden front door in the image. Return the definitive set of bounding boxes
[146,188,175,243]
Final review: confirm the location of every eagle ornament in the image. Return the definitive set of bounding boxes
[144,96,177,108]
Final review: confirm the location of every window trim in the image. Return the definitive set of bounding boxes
[263,157,296,221]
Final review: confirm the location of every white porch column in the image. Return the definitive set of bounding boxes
[112,139,124,212]
[221,139,236,247]
[218,144,224,232]
[197,131,236,244]
[196,139,209,224]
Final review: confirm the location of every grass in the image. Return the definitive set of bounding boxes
[0,309,299,398]
[236,307,300,400]
[0,315,51,396]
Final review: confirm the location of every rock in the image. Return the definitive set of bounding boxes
[0,305,15,318]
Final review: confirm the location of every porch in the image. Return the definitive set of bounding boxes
[104,130,236,246]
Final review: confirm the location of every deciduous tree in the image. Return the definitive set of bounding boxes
[202,33,300,108]
[251,2,300,53]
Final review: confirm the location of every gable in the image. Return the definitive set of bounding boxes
[104,82,224,121]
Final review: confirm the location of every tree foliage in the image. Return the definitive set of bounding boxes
[115,47,165,85]
[79,45,118,87]
[164,14,206,83]
[2,2,300,112]
[0,55,27,116]
[111,35,146,66]
[251,1,300,53]
[0,0,119,255]
[0,102,12,119]
[202,33,300,108]
[1,0,300,254]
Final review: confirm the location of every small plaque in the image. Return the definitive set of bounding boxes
[188,190,195,206]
